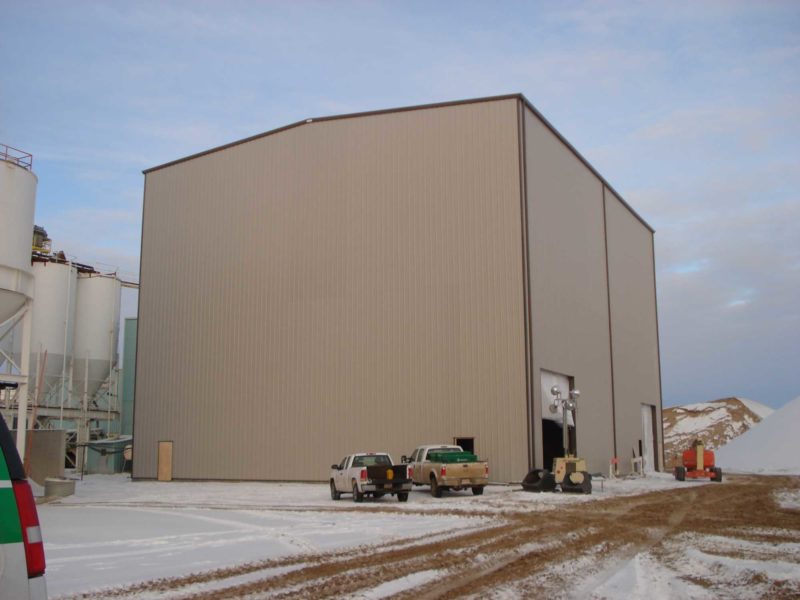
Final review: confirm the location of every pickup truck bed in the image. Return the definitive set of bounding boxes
[330,453,412,502]
[427,451,478,463]
[365,464,410,494]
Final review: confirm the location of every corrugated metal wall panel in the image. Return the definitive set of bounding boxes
[604,189,663,469]
[523,107,617,475]
[134,99,529,482]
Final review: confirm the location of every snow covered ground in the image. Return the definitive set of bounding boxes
[40,478,479,597]
[40,473,687,598]
[36,391,800,599]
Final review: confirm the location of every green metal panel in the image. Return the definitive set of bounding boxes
[121,318,137,436]
[0,454,10,480]
[427,451,478,464]
[0,454,23,544]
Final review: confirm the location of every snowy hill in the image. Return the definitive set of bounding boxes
[662,397,773,466]
[716,395,800,474]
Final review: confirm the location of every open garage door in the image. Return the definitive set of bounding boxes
[641,404,657,473]
[540,370,574,469]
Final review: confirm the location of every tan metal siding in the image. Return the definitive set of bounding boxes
[604,189,663,470]
[523,107,616,474]
[134,99,529,482]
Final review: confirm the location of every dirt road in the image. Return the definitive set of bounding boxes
[67,475,800,599]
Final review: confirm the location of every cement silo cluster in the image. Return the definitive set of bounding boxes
[1,144,124,470]
[0,144,37,458]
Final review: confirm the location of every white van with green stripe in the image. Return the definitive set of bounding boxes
[0,415,47,599]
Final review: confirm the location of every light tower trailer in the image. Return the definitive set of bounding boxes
[522,385,592,494]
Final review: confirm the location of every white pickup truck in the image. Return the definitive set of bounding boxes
[405,445,489,497]
[329,453,411,502]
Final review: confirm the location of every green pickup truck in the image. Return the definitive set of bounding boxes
[405,445,489,497]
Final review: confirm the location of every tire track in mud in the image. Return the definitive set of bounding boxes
[63,476,800,599]
[434,476,800,600]
[169,518,526,599]
[411,488,693,600]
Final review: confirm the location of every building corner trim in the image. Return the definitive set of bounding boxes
[602,187,619,461]
[517,99,535,470]
[651,233,665,471]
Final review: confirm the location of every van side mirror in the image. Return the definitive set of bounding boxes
[331,464,339,470]
[401,455,408,463]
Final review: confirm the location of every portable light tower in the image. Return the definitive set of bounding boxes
[549,385,592,493]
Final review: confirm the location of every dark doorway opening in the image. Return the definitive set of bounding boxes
[542,420,562,469]
[454,437,474,454]
[542,420,576,470]
[650,405,660,471]
[567,422,576,456]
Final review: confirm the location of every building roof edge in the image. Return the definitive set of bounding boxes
[517,95,654,233]
[142,93,523,175]
[142,92,654,233]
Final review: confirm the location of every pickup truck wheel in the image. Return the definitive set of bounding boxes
[430,475,443,498]
[352,481,364,503]
[330,480,341,500]
[472,486,484,496]
[397,492,409,502]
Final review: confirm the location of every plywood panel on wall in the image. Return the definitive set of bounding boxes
[157,441,173,481]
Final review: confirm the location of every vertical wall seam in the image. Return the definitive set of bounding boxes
[516,100,534,470]
[602,187,618,461]
[651,233,664,471]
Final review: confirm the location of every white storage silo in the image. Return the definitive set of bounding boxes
[0,320,20,372]
[1,146,36,456]
[0,153,36,324]
[28,261,77,404]
[72,274,121,399]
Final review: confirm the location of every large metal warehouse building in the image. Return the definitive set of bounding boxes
[133,94,663,483]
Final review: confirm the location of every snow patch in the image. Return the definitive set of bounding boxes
[776,489,800,510]
[349,569,441,599]
[689,532,800,557]
[736,397,774,420]
[684,546,800,583]
[669,407,729,435]
[589,553,711,599]
[117,564,306,600]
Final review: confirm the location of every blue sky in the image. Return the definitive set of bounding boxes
[1,1,798,408]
